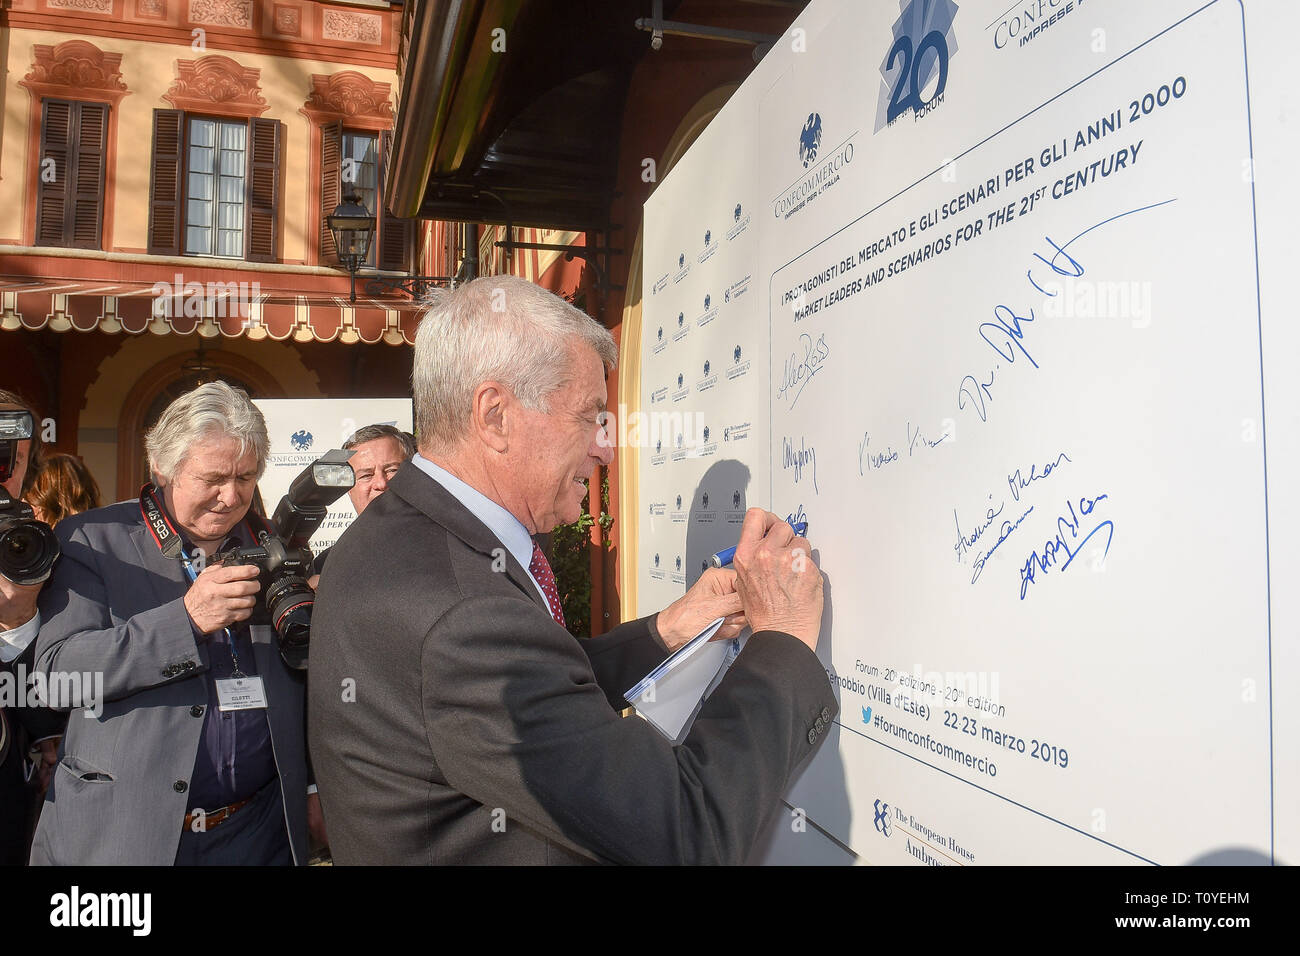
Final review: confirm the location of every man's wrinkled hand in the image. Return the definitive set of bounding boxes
[732,508,823,652]
[655,568,747,652]
[184,563,261,635]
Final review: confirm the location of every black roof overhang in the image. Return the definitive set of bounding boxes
[388,0,689,231]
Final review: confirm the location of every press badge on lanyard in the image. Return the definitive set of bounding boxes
[216,675,268,711]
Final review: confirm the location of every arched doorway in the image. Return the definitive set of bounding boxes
[116,346,285,498]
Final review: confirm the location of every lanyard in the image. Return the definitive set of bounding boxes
[139,484,266,678]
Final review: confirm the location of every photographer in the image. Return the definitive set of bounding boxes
[29,382,311,865]
[0,389,65,865]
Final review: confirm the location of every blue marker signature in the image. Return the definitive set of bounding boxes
[958,369,997,423]
[907,420,949,455]
[858,432,899,475]
[782,436,819,494]
[953,496,1005,563]
[1018,492,1113,599]
[777,331,830,410]
[1026,198,1177,294]
[979,303,1039,368]
[1007,451,1072,503]
[958,199,1176,424]
[970,505,1035,585]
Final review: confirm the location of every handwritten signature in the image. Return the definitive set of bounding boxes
[858,432,899,475]
[782,436,819,494]
[957,199,1176,424]
[1008,451,1071,502]
[953,495,1004,563]
[777,331,830,410]
[908,420,949,455]
[1018,493,1113,599]
[970,505,1035,585]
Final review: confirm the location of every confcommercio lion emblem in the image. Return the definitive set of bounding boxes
[799,113,823,168]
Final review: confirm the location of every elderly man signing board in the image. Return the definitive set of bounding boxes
[310,275,836,865]
[30,382,311,865]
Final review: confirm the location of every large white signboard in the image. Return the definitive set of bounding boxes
[640,0,1297,865]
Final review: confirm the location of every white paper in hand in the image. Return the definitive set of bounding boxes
[626,618,745,742]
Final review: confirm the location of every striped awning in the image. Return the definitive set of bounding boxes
[0,276,427,346]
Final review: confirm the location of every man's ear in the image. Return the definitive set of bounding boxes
[470,381,511,453]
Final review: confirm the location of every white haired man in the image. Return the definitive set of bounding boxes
[310,275,836,864]
[30,382,311,865]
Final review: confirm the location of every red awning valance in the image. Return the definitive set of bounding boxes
[0,277,425,345]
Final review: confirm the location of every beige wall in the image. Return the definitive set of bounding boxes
[1,28,398,261]
[78,333,322,497]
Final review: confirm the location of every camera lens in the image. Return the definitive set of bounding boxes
[0,518,60,585]
[265,574,313,670]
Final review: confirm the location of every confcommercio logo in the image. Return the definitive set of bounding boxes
[772,112,855,222]
[988,0,1078,53]
[875,0,959,131]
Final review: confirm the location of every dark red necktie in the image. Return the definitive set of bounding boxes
[529,543,566,628]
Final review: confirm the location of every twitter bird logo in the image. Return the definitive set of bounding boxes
[862,705,872,725]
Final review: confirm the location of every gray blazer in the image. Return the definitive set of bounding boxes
[28,501,309,866]
[308,462,837,864]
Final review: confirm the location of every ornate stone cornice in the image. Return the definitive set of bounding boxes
[163,54,268,117]
[20,39,132,105]
[299,71,393,129]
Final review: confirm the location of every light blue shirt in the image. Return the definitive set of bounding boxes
[410,453,551,608]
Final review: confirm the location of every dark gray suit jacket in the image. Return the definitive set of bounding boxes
[28,501,309,865]
[308,462,836,864]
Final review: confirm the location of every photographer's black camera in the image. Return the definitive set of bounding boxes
[215,448,354,670]
[0,409,60,586]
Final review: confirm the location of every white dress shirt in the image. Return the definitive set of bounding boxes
[0,610,39,664]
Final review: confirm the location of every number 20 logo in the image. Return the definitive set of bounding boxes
[884,29,950,123]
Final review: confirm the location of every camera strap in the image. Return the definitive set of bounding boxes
[140,483,185,563]
[139,483,269,578]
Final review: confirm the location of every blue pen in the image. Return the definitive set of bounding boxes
[709,519,808,568]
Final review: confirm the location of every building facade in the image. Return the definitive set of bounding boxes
[0,0,432,500]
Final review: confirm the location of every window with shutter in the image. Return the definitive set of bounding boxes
[319,126,410,273]
[246,117,279,263]
[320,121,342,264]
[324,126,413,273]
[35,99,108,249]
[148,109,280,261]
[341,130,378,267]
[378,129,413,274]
[148,109,184,256]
